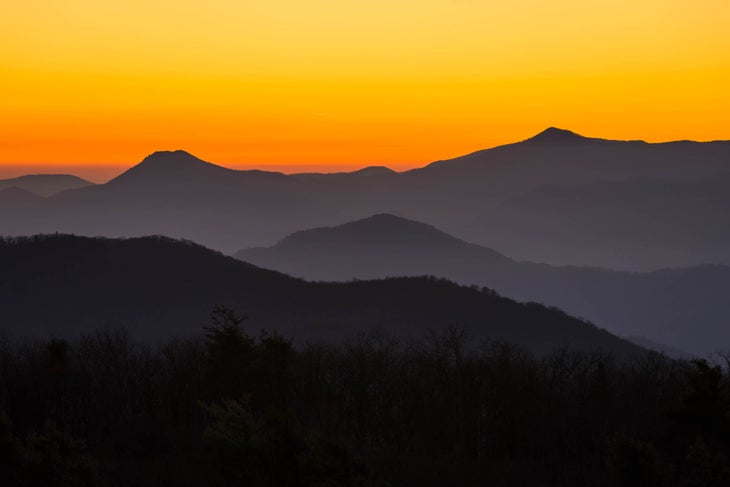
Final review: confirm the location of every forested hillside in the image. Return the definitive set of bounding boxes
[0,234,640,356]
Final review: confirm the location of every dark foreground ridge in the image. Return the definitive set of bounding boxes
[0,233,640,357]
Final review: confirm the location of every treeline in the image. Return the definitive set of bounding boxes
[1,308,729,486]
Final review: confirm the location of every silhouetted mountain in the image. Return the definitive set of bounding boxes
[276,213,463,247]
[13,150,316,249]
[0,233,642,356]
[100,150,295,192]
[404,130,730,268]
[107,150,236,185]
[0,174,92,197]
[2,129,730,268]
[235,214,730,355]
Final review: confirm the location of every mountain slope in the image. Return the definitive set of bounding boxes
[0,234,641,357]
[483,173,730,269]
[0,187,44,205]
[235,214,730,355]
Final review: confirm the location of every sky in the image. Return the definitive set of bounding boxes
[2,0,729,181]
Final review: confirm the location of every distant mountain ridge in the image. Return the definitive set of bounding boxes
[0,233,642,357]
[235,214,730,355]
[0,187,44,205]
[277,213,463,247]
[0,174,92,197]
[293,165,397,180]
[2,128,730,269]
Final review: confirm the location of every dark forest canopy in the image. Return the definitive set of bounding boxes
[0,234,640,357]
[1,313,729,486]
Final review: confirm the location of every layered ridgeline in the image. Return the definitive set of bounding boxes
[0,174,92,197]
[488,171,730,269]
[0,234,641,357]
[236,214,730,356]
[1,128,729,269]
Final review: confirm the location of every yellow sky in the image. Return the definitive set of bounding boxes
[2,0,729,179]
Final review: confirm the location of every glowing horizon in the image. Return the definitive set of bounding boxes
[2,0,729,177]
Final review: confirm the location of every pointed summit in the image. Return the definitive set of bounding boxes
[526,127,587,144]
[136,150,220,171]
[108,150,234,186]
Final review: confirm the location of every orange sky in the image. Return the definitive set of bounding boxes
[2,0,729,182]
